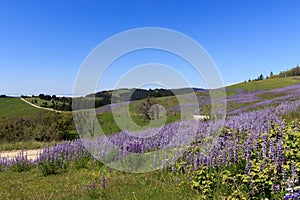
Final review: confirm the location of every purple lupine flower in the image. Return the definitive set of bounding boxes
[101,175,105,189]
[91,179,96,189]
[285,186,300,200]
[292,163,297,178]
[171,164,176,173]
[193,157,199,171]
[161,159,166,172]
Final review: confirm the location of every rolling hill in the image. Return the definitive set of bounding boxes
[227,76,300,92]
[0,97,46,118]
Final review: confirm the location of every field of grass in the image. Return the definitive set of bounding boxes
[228,76,300,92]
[0,97,44,118]
[0,164,198,199]
[0,140,59,151]
[85,76,300,135]
[97,101,181,134]
[3,76,300,199]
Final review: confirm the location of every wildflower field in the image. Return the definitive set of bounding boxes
[1,81,300,199]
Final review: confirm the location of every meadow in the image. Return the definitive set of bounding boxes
[1,76,300,199]
[0,97,44,118]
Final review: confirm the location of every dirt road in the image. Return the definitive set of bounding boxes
[0,149,42,160]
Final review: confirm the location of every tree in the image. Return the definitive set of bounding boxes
[39,94,45,99]
[74,111,98,138]
[139,96,159,121]
[259,74,264,80]
[270,71,273,77]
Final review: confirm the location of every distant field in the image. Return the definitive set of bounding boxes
[228,76,300,92]
[0,98,44,118]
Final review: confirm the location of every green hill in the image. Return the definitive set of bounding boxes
[3,76,300,119]
[0,97,45,118]
[227,76,300,93]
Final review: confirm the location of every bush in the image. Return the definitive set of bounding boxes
[9,161,32,172]
[8,151,33,172]
[39,158,67,176]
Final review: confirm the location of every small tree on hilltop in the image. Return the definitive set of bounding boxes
[259,74,264,80]
[139,96,159,121]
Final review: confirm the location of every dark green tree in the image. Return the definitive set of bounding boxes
[259,74,264,80]
[139,96,159,121]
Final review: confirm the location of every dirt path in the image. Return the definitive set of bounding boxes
[20,97,64,113]
[0,149,42,160]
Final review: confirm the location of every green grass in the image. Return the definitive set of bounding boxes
[257,91,287,101]
[97,108,180,135]
[96,76,300,131]
[0,98,44,118]
[226,101,256,113]
[228,76,300,92]
[3,76,300,199]
[95,97,182,135]
[0,163,198,200]
[0,140,60,151]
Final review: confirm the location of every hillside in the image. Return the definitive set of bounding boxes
[2,75,300,199]
[2,75,300,119]
[0,97,45,118]
[2,75,300,143]
[227,76,300,92]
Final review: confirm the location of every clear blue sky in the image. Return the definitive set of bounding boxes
[0,0,299,96]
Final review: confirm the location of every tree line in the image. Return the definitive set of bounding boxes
[20,88,202,111]
[247,65,300,82]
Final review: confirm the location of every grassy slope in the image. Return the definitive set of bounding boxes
[96,76,300,134]
[228,76,300,92]
[0,98,44,118]
[2,76,300,133]
[0,165,198,199]
[3,77,300,199]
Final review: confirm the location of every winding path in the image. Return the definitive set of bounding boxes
[20,98,64,113]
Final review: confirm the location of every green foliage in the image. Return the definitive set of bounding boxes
[244,158,279,199]
[191,166,249,199]
[191,166,216,198]
[276,65,300,78]
[38,159,67,176]
[180,120,300,199]
[85,180,106,200]
[0,112,75,143]
[283,120,300,189]
[74,157,90,170]
[139,96,159,121]
[3,119,300,199]
[284,121,300,163]
[9,161,32,173]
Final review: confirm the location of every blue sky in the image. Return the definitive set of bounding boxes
[0,0,299,95]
